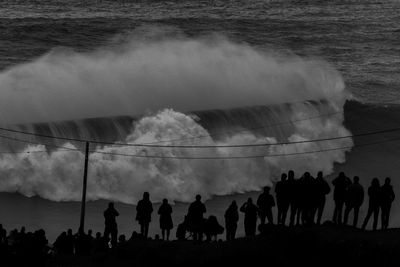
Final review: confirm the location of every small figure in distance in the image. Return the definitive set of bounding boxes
[204,215,224,242]
[240,197,258,237]
[176,216,189,241]
[380,177,395,230]
[257,186,275,227]
[104,202,119,247]
[0,224,6,244]
[287,170,298,226]
[158,198,173,241]
[187,194,207,241]
[53,231,68,255]
[93,232,108,254]
[343,176,364,227]
[224,200,239,241]
[332,172,351,224]
[300,172,316,225]
[362,178,381,230]
[118,234,127,249]
[275,173,290,225]
[314,171,331,225]
[66,228,75,255]
[136,192,153,238]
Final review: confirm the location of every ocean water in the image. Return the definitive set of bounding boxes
[0,0,400,241]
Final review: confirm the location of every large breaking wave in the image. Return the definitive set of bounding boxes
[0,30,353,203]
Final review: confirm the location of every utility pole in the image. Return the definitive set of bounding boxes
[79,141,90,232]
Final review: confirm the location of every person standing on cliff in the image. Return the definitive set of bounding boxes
[136,192,153,238]
[104,202,119,247]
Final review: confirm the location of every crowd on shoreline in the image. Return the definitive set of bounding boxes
[0,170,396,261]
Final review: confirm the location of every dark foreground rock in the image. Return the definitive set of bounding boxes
[3,224,400,266]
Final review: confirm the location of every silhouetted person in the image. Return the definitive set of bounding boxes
[187,194,207,241]
[176,216,189,241]
[87,229,94,243]
[362,178,381,230]
[224,200,239,241]
[380,177,395,230]
[158,198,173,241]
[66,228,74,254]
[257,186,275,226]
[136,192,153,238]
[0,224,6,244]
[296,175,306,225]
[301,172,317,225]
[344,176,364,227]
[54,231,68,255]
[287,170,298,226]
[275,173,290,225]
[240,198,258,237]
[75,228,91,256]
[314,171,331,225]
[332,172,351,224]
[18,226,26,241]
[104,202,119,247]
[204,215,224,241]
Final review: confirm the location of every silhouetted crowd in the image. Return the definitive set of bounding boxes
[0,170,395,261]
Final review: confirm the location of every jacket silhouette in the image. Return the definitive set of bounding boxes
[300,172,317,225]
[257,186,275,226]
[287,170,299,226]
[275,173,289,225]
[204,215,224,241]
[104,202,119,247]
[380,177,395,230]
[240,198,258,237]
[332,172,351,224]
[187,194,207,241]
[224,201,239,241]
[314,171,331,225]
[344,176,364,227]
[136,192,153,238]
[362,178,381,230]
[158,198,173,240]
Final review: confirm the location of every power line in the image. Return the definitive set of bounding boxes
[43,126,400,148]
[0,150,61,155]
[0,129,399,159]
[101,103,384,147]
[0,133,80,152]
[0,110,340,145]
[88,137,400,159]
[0,99,381,149]
[143,111,342,144]
[122,101,374,145]
[0,102,380,148]
[1,123,400,148]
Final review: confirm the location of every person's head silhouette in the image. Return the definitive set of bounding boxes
[372,177,380,187]
[143,192,150,200]
[247,197,253,204]
[108,202,114,209]
[281,173,287,181]
[196,194,201,201]
[354,176,359,183]
[288,170,294,180]
[317,171,323,179]
[163,198,168,204]
[385,177,391,185]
